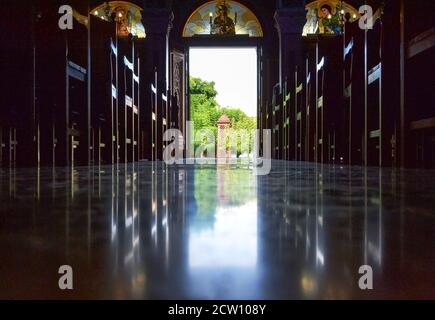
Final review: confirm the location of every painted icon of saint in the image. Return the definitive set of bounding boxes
[211,1,236,35]
[318,4,341,34]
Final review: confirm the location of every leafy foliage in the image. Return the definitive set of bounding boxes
[190,76,257,155]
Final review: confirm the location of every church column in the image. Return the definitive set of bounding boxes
[140,8,173,160]
[274,4,306,90]
[274,3,306,160]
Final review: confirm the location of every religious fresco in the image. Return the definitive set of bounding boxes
[183,0,263,37]
[91,1,146,38]
[211,1,236,35]
[302,0,360,36]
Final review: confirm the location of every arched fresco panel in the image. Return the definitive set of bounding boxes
[303,0,360,36]
[183,0,263,37]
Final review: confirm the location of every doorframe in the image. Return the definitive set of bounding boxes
[183,37,264,133]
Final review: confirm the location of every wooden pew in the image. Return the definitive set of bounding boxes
[162,92,168,158]
[343,19,366,166]
[282,80,291,160]
[315,40,326,163]
[121,43,140,163]
[0,127,3,167]
[271,84,282,159]
[0,3,34,168]
[304,57,315,162]
[404,0,435,168]
[294,67,304,161]
[342,26,354,165]
[364,6,384,166]
[90,15,117,166]
[151,71,158,161]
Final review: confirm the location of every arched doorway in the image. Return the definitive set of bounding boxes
[172,0,265,159]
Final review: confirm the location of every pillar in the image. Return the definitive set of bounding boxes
[274,3,306,160]
[274,3,306,91]
[140,8,173,160]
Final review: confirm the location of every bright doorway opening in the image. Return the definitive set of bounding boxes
[189,47,258,158]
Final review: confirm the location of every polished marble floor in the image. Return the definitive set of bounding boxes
[0,161,434,299]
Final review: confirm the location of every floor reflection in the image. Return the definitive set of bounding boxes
[187,167,259,299]
[189,167,257,268]
[0,161,434,299]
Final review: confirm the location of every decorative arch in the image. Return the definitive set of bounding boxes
[183,0,263,37]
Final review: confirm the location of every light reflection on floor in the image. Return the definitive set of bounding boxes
[189,201,258,269]
[0,161,434,299]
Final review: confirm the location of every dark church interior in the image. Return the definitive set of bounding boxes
[0,0,434,300]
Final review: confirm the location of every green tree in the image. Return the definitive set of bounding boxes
[190,76,257,155]
[190,77,218,99]
[190,77,220,130]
